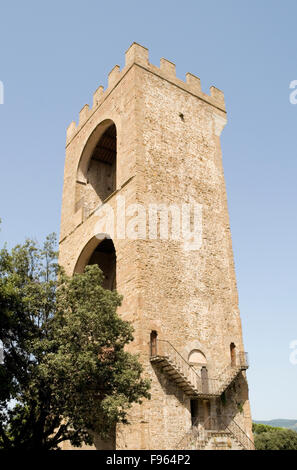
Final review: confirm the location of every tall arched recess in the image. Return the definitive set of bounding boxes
[74,236,116,291]
[75,119,117,216]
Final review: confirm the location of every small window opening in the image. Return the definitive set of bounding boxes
[230,342,236,367]
[150,331,158,356]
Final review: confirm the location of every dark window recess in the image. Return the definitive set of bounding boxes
[190,400,199,426]
[150,331,158,356]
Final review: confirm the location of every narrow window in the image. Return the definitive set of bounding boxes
[230,342,236,366]
[150,331,158,356]
[201,366,209,394]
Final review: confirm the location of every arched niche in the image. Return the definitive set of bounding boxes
[188,349,207,366]
[74,236,116,291]
[75,120,117,216]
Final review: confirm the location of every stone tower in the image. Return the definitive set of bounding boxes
[59,43,253,450]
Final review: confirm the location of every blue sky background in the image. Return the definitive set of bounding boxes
[0,0,296,420]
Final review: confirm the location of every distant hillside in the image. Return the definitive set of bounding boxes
[254,419,297,431]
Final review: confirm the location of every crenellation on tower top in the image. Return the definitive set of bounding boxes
[66,121,77,142]
[160,57,176,78]
[125,42,149,68]
[66,43,226,145]
[79,104,90,126]
[185,72,202,94]
[210,85,225,104]
[108,65,121,89]
[93,85,104,108]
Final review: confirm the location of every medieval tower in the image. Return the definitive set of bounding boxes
[59,43,254,450]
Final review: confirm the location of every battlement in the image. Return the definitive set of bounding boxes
[66,42,226,144]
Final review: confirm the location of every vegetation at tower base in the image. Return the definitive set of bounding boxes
[0,231,150,450]
[253,423,297,450]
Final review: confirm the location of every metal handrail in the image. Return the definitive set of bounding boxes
[154,339,203,391]
[176,415,254,450]
[223,416,255,450]
[151,339,248,396]
[176,417,206,449]
[154,339,202,376]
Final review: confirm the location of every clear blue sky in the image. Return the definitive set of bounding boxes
[0,0,296,421]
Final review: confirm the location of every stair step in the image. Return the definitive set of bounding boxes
[162,366,175,372]
[152,353,246,398]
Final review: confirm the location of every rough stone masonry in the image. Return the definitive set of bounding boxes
[59,43,253,450]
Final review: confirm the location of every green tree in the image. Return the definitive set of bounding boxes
[0,234,150,449]
[253,423,297,450]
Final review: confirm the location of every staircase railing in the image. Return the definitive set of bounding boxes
[176,415,254,450]
[155,340,203,391]
[151,339,248,396]
[176,417,207,449]
[223,417,255,450]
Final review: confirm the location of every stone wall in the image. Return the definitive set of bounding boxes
[59,43,253,449]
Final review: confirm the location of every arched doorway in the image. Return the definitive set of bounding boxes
[75,120,117,216]
[88,238,116,290]
[74,236,116,291]
[87,123,116,202]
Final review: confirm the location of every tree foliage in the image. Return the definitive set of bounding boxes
[253,423,297,450]
[0,233,150,449]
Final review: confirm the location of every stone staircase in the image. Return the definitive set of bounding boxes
[176,417,255,451]
[176,420,212,450]
[150,340,254,450]
[150,339,248,398]
[224,418,255,450]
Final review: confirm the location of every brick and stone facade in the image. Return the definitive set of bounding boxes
[59,43,253,450]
